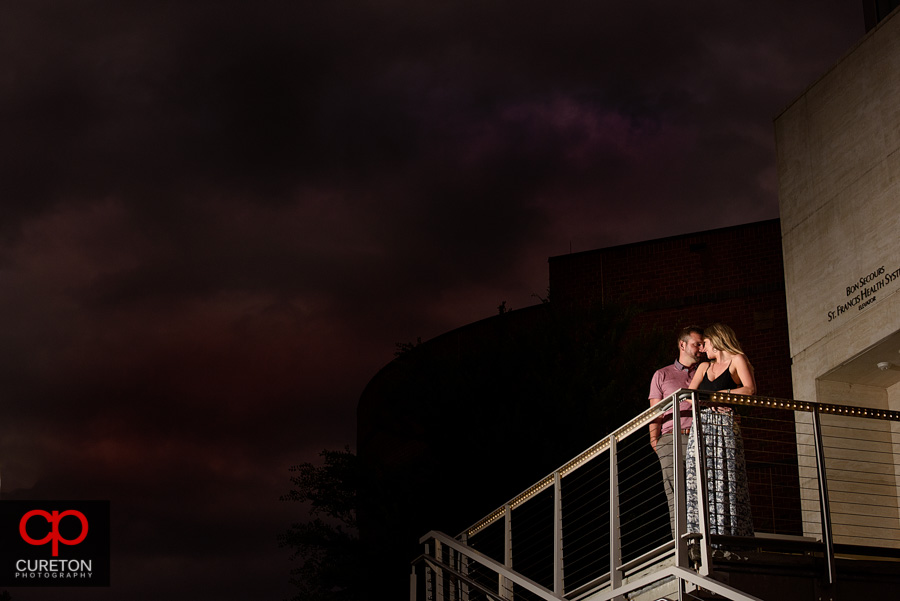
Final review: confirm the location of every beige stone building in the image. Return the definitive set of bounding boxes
[775,7,900,549]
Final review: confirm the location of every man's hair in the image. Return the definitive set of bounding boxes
[678,325,703,345]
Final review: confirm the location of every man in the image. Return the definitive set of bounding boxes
[649,325,704,534]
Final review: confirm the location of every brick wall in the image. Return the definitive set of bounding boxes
[549,219,792,398]
[548,219,799,535]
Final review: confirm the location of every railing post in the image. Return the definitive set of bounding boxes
[425,543,433,601]
[672,392,689,600]
[553,471,564,595]
[691,392,713,576]
[435,539,444,601]
[609,436,623,599]
[673,393,688,568]
[411,564,418,601]
[448,548,457,601]
[812,405,837,588]
[501,504,513,600]
[460,532,470,601]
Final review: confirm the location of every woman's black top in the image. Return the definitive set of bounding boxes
[697,362,737,392]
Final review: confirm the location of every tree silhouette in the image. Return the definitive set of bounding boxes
[279,447,361,601]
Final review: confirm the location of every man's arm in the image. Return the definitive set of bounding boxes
[649,397,662,451]
[648,369,665,451]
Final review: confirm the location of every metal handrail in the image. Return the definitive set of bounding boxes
[460,391,900,540]
[420,530,563,601]
[461,391,687,538]
[415,391,900,601]
[416,532,766,601]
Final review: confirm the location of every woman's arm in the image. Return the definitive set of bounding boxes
[729,354,757,395]
[688,362,709,390]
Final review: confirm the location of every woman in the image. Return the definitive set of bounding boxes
[685,323,754,537]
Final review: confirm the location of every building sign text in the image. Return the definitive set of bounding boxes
[827,264,900,322]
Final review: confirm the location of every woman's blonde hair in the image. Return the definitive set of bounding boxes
[704,323,745,356]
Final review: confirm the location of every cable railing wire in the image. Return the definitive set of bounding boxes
[416,391,900,601]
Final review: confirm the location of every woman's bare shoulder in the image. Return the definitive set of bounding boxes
[731,353,752,368]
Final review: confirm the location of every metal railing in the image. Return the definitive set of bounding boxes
[412,391,900,601]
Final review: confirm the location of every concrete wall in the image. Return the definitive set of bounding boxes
[776,7,900,547]
[776,8,900,402]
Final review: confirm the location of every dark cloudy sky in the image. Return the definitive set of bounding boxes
[0,1,864,598]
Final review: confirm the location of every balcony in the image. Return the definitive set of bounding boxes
[412,390,900,600]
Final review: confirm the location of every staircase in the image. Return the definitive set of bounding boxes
[412,390,900,600]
